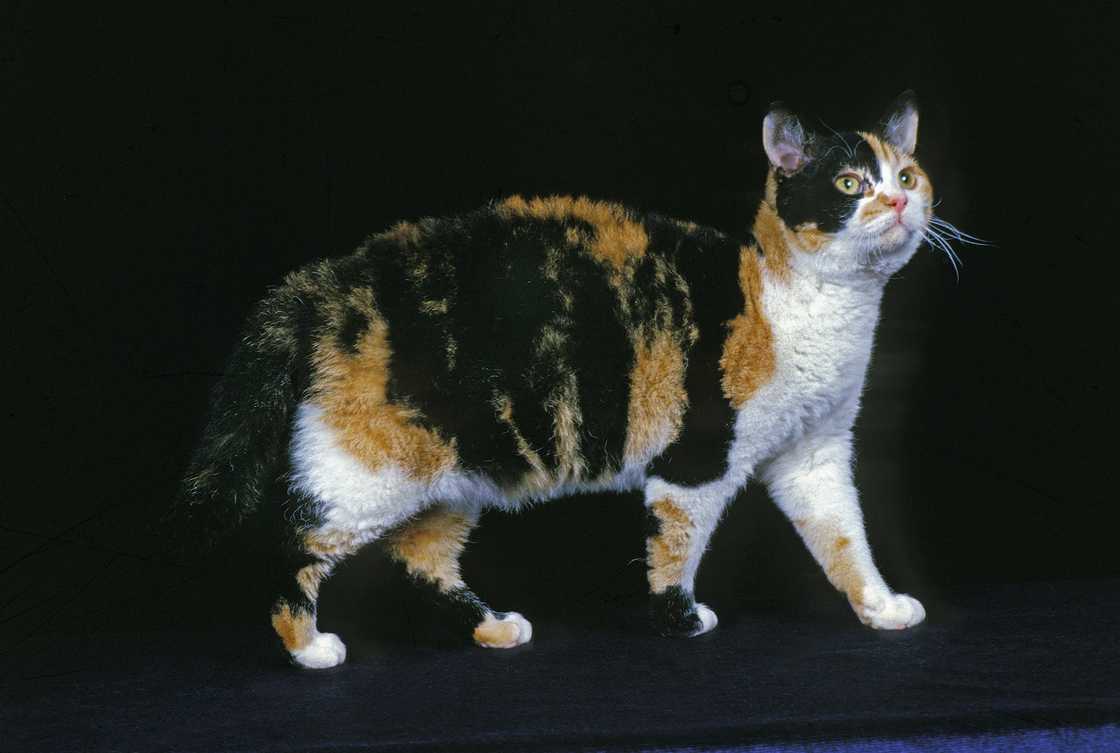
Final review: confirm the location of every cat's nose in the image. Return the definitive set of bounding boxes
[879,193,908,214]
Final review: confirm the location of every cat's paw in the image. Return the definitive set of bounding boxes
[473,611,533,648]
[651,587,718,637]
[692,603,719,636]
[291,632,347,669]
[855,591,925,630]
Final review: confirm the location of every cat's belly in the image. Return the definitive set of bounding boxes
[289,401,650,539]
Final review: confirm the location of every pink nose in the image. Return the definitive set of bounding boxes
[880,193,908,214]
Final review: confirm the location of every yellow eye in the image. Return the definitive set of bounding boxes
[834,174,862,195]
[899,168,918,189]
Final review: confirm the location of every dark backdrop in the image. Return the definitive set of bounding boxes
[2,3,1118,649]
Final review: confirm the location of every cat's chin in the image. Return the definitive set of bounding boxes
[867,223,919,256]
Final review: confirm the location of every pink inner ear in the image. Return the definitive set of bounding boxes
[776,145,802,172]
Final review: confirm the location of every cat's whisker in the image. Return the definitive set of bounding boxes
[929,216,993,246]
[921,227,961,281]
[932,231,963,279]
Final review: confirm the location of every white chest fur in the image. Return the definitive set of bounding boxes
[725,268,885,482]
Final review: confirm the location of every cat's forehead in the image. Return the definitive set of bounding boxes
[813,131,886,179]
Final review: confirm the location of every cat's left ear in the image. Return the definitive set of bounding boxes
[879,90,919,155]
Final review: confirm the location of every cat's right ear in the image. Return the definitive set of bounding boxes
[763,104,810,174]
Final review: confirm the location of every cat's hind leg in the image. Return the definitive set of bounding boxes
[385,504,532,649]
[643,478,733,637]
[269,532,356,669]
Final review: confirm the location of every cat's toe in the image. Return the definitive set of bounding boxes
[856,591,925,630]
[473,611,533,648]
[291,632,347,669]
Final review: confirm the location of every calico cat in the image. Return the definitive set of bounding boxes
[178,91,962,669]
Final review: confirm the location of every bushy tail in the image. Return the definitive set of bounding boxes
[168,299,305,553]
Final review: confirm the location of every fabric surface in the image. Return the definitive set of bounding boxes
[4,578,1117,752]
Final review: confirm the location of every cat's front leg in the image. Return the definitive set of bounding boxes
[643,477,735,637]
[760,428,925,630]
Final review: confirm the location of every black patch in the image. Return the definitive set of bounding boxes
[336,305,369,355]
[406,576,491,637]
[646,218,743,486]
[775,131,881,232]
[560,247,632,477]
[649,585,702,637]
[643,504,663,541]
[361,206,639,486]
[380,553,493,646]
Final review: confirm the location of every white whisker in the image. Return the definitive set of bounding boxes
[929,216,993,246]
[921,227,961,281]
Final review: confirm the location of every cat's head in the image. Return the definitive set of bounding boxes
[760,91,932,279]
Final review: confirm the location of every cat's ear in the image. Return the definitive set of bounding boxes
[880,90,919,155]
[763,104,811,173]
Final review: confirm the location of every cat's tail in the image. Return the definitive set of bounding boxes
[166,294,306,555]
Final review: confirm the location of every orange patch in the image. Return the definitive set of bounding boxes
[494,394,553,492]
[794,519,866,607]
[857,199,892,223]
[751,197,793,277]
[550,374,586,482]
[386,506,474,592]
[271,603,315,652]
[311,309,458,481]
[497,195,648,271]
[647,498,693,594]
[296,562,332,602]
[857,131,895,166]
[719,246,776,409]
[792,222,830,252]
[473,614,522,648]
[624,331,688,465]
[304,530,361,560]
[908,163,935,209]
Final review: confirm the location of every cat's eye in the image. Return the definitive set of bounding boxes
[898,168,918,189]
[834,174,862,195]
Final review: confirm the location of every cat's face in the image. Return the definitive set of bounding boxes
[762,92,932,277]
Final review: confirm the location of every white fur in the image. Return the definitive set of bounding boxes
[291,631,347,670]
[289,403,433,543]
[693,604,718,635]
[500,612,533,646]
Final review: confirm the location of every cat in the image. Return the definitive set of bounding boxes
[177,91,963,669]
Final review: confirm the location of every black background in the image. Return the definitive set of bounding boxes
[3,3,1119,655]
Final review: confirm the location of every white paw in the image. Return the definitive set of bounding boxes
[856,591,925,630]
[474,611,533,648]
[291,632,347,669]
[691,603,719,636]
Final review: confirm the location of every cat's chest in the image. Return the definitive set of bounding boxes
[735,275,881,447]
[769,278,880,392]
